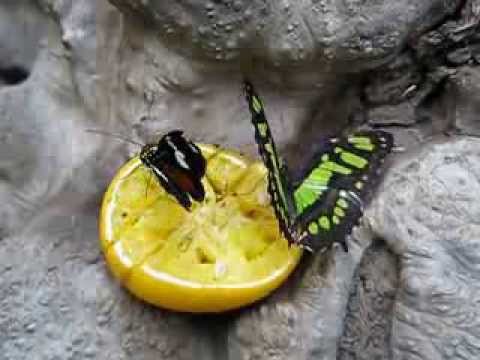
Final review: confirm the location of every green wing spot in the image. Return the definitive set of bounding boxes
[321,154,329,162]
[265,143,273,153]
[300,168,331,193]
[294,166,332,213]
[294,191,306,212]
[355,181,364,190]
[304,179,328,191]
[308,222,319,235]
[319,216,330,230]
[348,136,375,151]
[310,168,332,183]
[270,179,276,190]
[348,136,372,144]
[252,95,263,114]
[257,122,268,137]
[337,198,348,209]
[278,206,287,223]
[276,178,288,209]
[340,152,368,169]
[320,161,352,175]
[334,206,345,217]
[334,147,344,154]
[271,187,278,201]
[332,215,340,225]
[353,143,374,151]
[265,143,289,209]
[334,206,346,217]
[295,167,330,213]
[294,186,317,212]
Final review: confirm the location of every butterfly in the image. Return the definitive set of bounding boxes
[88,129,206,211]
[243,80,394,252]
[139,130,206,210]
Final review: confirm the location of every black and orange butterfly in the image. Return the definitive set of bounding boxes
[88,129,206,211]
[139,130,206,210]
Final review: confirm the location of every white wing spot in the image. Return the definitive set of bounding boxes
[189,144,200,154]
[167,138,190,170]
[175,150,190,170]
[153,167,169,182]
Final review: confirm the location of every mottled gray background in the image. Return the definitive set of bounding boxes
[0,1,479,359]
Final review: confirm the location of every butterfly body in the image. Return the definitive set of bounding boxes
[243,80,394,252]
[139,130,206,210]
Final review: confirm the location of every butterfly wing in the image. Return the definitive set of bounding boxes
[244,80,296,243]
[163,130,206,178]
[142,155,193,209]
[163,163,205,202]
[292,131,394,251]
[160,130,206,203]
[243,80,394,251]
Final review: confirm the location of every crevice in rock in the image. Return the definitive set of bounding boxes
[451,0,470,21]
[415,75,450,124]
[0,65,30,86]
[0,168,12,182]
[337,239,400,360]
[357,0,479,139]
[0,226,7,242]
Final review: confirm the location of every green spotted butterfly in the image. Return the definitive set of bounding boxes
[243,80,394,252]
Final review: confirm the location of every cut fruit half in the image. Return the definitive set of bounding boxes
[99,144,302,313]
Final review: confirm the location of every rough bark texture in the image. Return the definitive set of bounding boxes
[0,0,479,359]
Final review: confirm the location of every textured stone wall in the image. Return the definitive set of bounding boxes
[0,1,479,359]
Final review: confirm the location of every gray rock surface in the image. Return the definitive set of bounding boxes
[373,138,480,359]
[0,0,479,359]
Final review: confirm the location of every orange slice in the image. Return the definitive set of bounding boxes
[99,144,302,313]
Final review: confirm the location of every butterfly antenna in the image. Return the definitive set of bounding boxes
[85,129,144,147]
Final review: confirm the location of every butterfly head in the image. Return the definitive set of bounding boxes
[139,143,158,163]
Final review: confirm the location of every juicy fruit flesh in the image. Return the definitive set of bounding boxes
[100,145,302,311]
